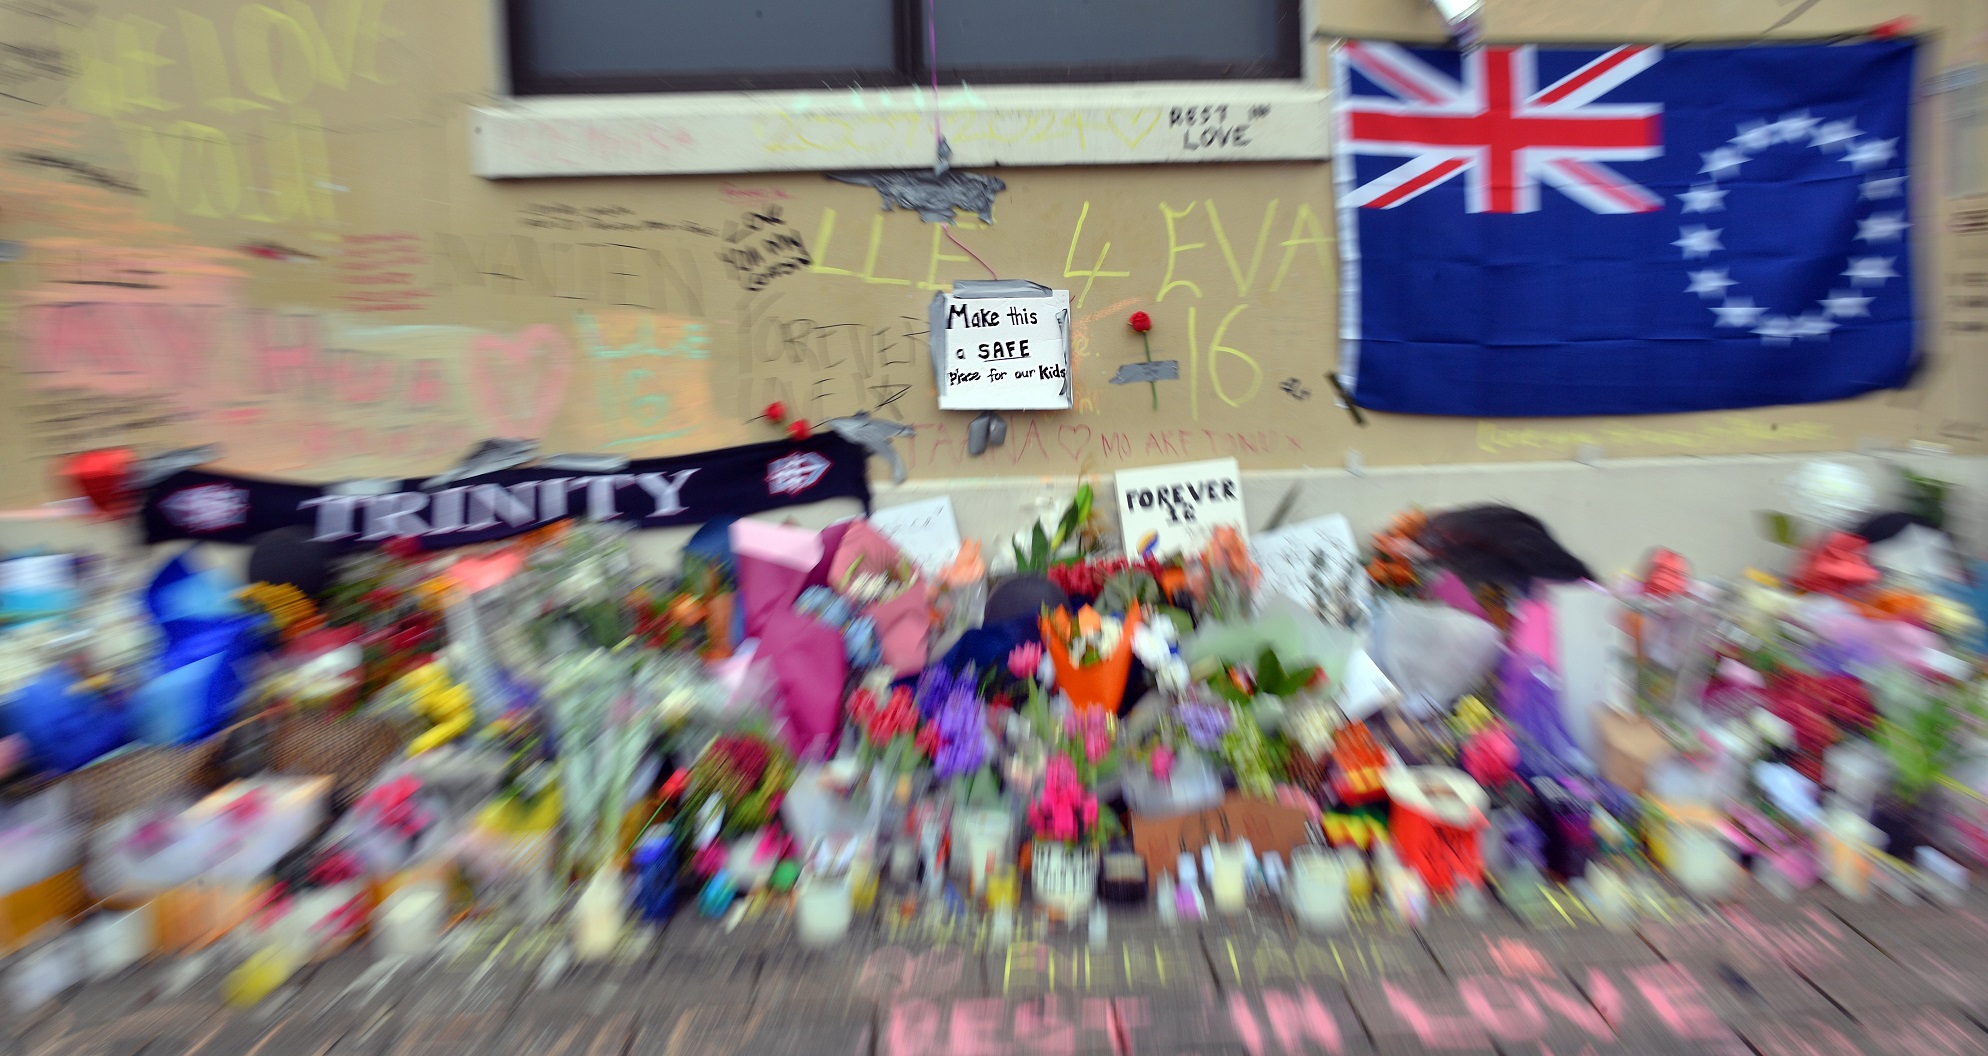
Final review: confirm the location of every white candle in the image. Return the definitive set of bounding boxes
[1287,847,1347,933]
[795,874,854,948]
[376,886,444,962]
[1208,842,1248,915]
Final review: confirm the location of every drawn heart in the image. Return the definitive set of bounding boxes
[470,324,574,438]
[1107,110,1164,149]
[1055,424,1092,463]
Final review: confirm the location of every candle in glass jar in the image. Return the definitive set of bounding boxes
[1208,842,1248,914]
[1287,847,1347,933]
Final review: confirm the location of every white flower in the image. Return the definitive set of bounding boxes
[1153,618,1177,646]
[1157,658,1191,696]
[1038,654,1056,689]
[1130,624,1174,666]
[1096,622,1122,659]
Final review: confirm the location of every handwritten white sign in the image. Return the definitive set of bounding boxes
[1114,458,1246,559]
[865,497,964,576]
[935,290,1071,410]
[1251,514,1370,628]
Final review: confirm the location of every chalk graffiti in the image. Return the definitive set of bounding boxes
[1475,417,1838,454]
[433,233,706,315]
[63,1,403,224]
[338,232,429,312]
[575,310,719,450]
[718,206,811,291]
[519,202,718,237]
[735,294,923,424]
[10,241,511,478]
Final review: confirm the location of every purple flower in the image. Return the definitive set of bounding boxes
[1178,700,1232,750]
[925,665,988,781]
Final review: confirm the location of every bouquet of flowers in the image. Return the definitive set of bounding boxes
[544,649,656,875]
[631,555,736,660]
[916,665,992,792]
[1027,753,1120,849]
[1183,527,1258,623]
[1040,603,1142,714]
[848,678,929,775]
[684,730,796,839]
[830,520,933,675]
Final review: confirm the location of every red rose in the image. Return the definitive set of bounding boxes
[787,420,811,441]
[1128,311,1152,333]
[763,401,788,422]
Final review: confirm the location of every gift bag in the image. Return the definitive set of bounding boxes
[731,519,848,755]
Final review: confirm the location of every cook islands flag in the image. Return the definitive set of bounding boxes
[1333,39,1916,416]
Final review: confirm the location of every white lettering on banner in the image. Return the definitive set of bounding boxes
[634,469,699,516]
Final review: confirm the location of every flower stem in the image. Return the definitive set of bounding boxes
[1140,333,1157,410]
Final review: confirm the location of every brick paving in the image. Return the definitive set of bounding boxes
[10,882,1988,1055]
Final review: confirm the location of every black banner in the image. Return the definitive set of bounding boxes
[141,436,872,548]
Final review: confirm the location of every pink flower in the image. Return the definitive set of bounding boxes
[1081,797,1098,827]
[1152,746,1175,783]
[1008,642,1044,679]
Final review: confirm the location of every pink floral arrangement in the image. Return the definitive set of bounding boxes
[1026,754,1119,849]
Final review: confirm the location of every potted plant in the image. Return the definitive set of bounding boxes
[1025,751,1119,917]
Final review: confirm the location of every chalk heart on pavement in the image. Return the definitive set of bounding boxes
[1056,425,1092,463]
[472,324,574,438]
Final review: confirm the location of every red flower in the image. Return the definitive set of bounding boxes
[1128,311,1152,333]
[764,401,788,422]
[382,535,423,561]
[787,420,812,441]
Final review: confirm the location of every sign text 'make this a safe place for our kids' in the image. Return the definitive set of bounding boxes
[936,289,1072,411]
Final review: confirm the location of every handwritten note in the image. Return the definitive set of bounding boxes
[1114,458,1246,558]
[935,289,1071,410]
[1250,514,1370,628]
[866,498,964,575]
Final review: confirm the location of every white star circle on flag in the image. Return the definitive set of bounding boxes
[1676,111,1904,346]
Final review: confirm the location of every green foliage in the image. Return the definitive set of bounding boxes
[1014,483,1094,573]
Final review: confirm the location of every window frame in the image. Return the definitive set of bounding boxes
[502,0,1303,97]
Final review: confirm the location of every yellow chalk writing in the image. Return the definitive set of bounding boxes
[1062,201,1128,309]
[1157,201,1205,302]
[1206,199,1278,297]
[1271,203,1334,292]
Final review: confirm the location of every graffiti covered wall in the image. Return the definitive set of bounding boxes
[0,0,1981,505]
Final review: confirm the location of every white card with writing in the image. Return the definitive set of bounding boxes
[865,497,964,576]
[1250,514,1370,628]
[1114,458,1246,559]
[935,289,1072,410]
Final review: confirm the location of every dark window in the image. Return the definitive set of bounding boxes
[506,0,1302,96]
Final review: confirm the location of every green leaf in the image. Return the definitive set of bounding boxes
[1210,671,1252,707]
[1054,501,1082,553]
[1281,665,1323,697]
[1013,540,1032,573]
[1031,523,1051,566]
[1761,511,1797,547]
[1256,648,1286,697]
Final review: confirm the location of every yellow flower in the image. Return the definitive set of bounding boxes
[1927,596,1984,640]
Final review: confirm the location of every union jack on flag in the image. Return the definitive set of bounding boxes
[1339,42,1662,214]
[1333,39,1918,417]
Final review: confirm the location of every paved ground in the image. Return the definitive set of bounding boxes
[11,879,1988,1055]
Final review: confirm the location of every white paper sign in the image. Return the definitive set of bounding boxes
[1114,458,1246,559]
[935,289,1072,410]
[866,498,964,576]
[1250,515,1370,628]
